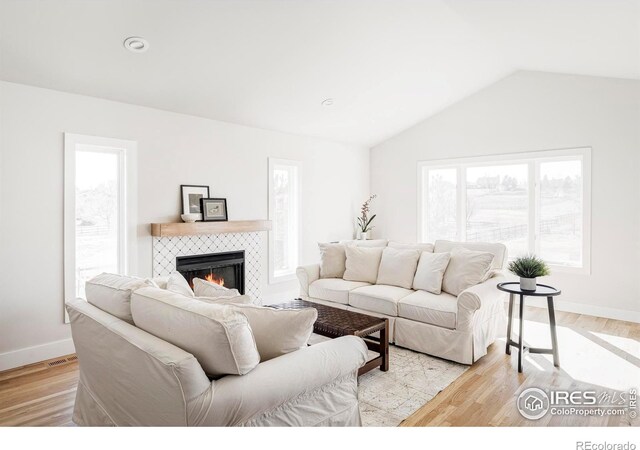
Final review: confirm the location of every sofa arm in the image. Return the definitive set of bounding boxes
[203,336,367,426]
[456,273,508,331]
[296,264,320,296]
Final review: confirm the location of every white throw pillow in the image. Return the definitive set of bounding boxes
[166,272,194,297]
[376,247,421,289]
[193,277,240,297]
[131,287,260,377]
[388,241,434,253]
[196,294,253,306]
[441,247,495,296]
[151,276,169,289]
[234,305,317,361]
[318,243,347,278]
[413,252,451,294]
[343,246,384,283]
[85,273,150,324]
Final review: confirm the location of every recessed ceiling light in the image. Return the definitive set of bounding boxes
[123,36,149,53]
[321,98,334,107]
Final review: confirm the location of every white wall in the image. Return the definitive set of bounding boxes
[371,71,640,321]
[0,81,369,370]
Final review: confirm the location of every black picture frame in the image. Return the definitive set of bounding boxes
[180,185,210,220]
[200,198,228,222]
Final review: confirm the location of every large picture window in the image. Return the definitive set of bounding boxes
[64,134,137,319]
[419,148,590,272]
[268,158,301,283]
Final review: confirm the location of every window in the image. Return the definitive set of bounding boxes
[268,158,301,283]
[419,148,590,272]
[64,134,137,316]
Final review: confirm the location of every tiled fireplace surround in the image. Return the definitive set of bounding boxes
[152,232,263,301]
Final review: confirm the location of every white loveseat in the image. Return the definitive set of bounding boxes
[297,240,508,364]
[66,277,368,426]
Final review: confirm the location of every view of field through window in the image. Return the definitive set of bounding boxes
[75,148,120,298]
[422,154,585,267]
[272,163,299,278]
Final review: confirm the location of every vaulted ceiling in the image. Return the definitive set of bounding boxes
[1,0,638,146]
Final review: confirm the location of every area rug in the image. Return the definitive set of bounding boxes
[358,345,467,426]
[309,334,468,427]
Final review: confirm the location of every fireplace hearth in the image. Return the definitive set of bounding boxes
[176,250,245,294]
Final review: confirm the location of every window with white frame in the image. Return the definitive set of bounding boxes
[268,158,301,283]
[419,148,591,272]
[64,134,137,309]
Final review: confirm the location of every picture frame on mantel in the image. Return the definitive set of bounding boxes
[201,198,228,222]
[180,185,210,221]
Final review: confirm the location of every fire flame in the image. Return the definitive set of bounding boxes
[205,273,225,287]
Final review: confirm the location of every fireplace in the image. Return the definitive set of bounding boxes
[176,250,245,294]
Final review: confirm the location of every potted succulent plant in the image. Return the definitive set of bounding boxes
[357,194,377,240]
[508,255,550,291]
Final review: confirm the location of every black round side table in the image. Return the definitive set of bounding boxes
[497,282,561,373]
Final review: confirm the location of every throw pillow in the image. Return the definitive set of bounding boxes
[150,276,169,289]
[193,277,240,297]
[234,305,317,361]
[166,272,194,297]
[441,247,495,296]
[85,273,150,324]
[343,246,384,283]
[131,286,260,377]
[376,247,421,289]
[318,243,347,278]
[413,251,451,294]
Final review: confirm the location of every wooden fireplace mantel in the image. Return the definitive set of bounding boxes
[150,220,272,237]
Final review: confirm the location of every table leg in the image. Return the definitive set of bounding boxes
[518,294,524,373]
[380,319,389,372]
[506,293,514,355]
[547,296,560,368]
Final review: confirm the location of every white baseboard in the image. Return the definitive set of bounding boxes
[0,338,76,372]
[519,297,640,324]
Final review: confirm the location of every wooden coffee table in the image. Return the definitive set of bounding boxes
[271,299,389,376]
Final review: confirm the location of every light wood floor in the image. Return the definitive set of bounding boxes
[402,306,640,426]
[0,306,638,427]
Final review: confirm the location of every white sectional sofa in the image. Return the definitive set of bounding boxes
[297,240,508,364]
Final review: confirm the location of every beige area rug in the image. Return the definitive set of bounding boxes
[309,334,468,427]
[358,345,468,426]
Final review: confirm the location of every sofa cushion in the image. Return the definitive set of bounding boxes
[309,278,371,305]
[398,290,457,329]
[131,286,260,378]
[166,272,195,297]
[85,273,150,324]
[343,246,384,283]
[349,284,413,316]
[196,295,254,306]
[434,240,507,270]
[441,247,494,296]
[233,305,317,362]
[388,241,434,253]
[376,247,421,289]
[412,251,451,294]
[318,243,347,278]
[193,277,240,298]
